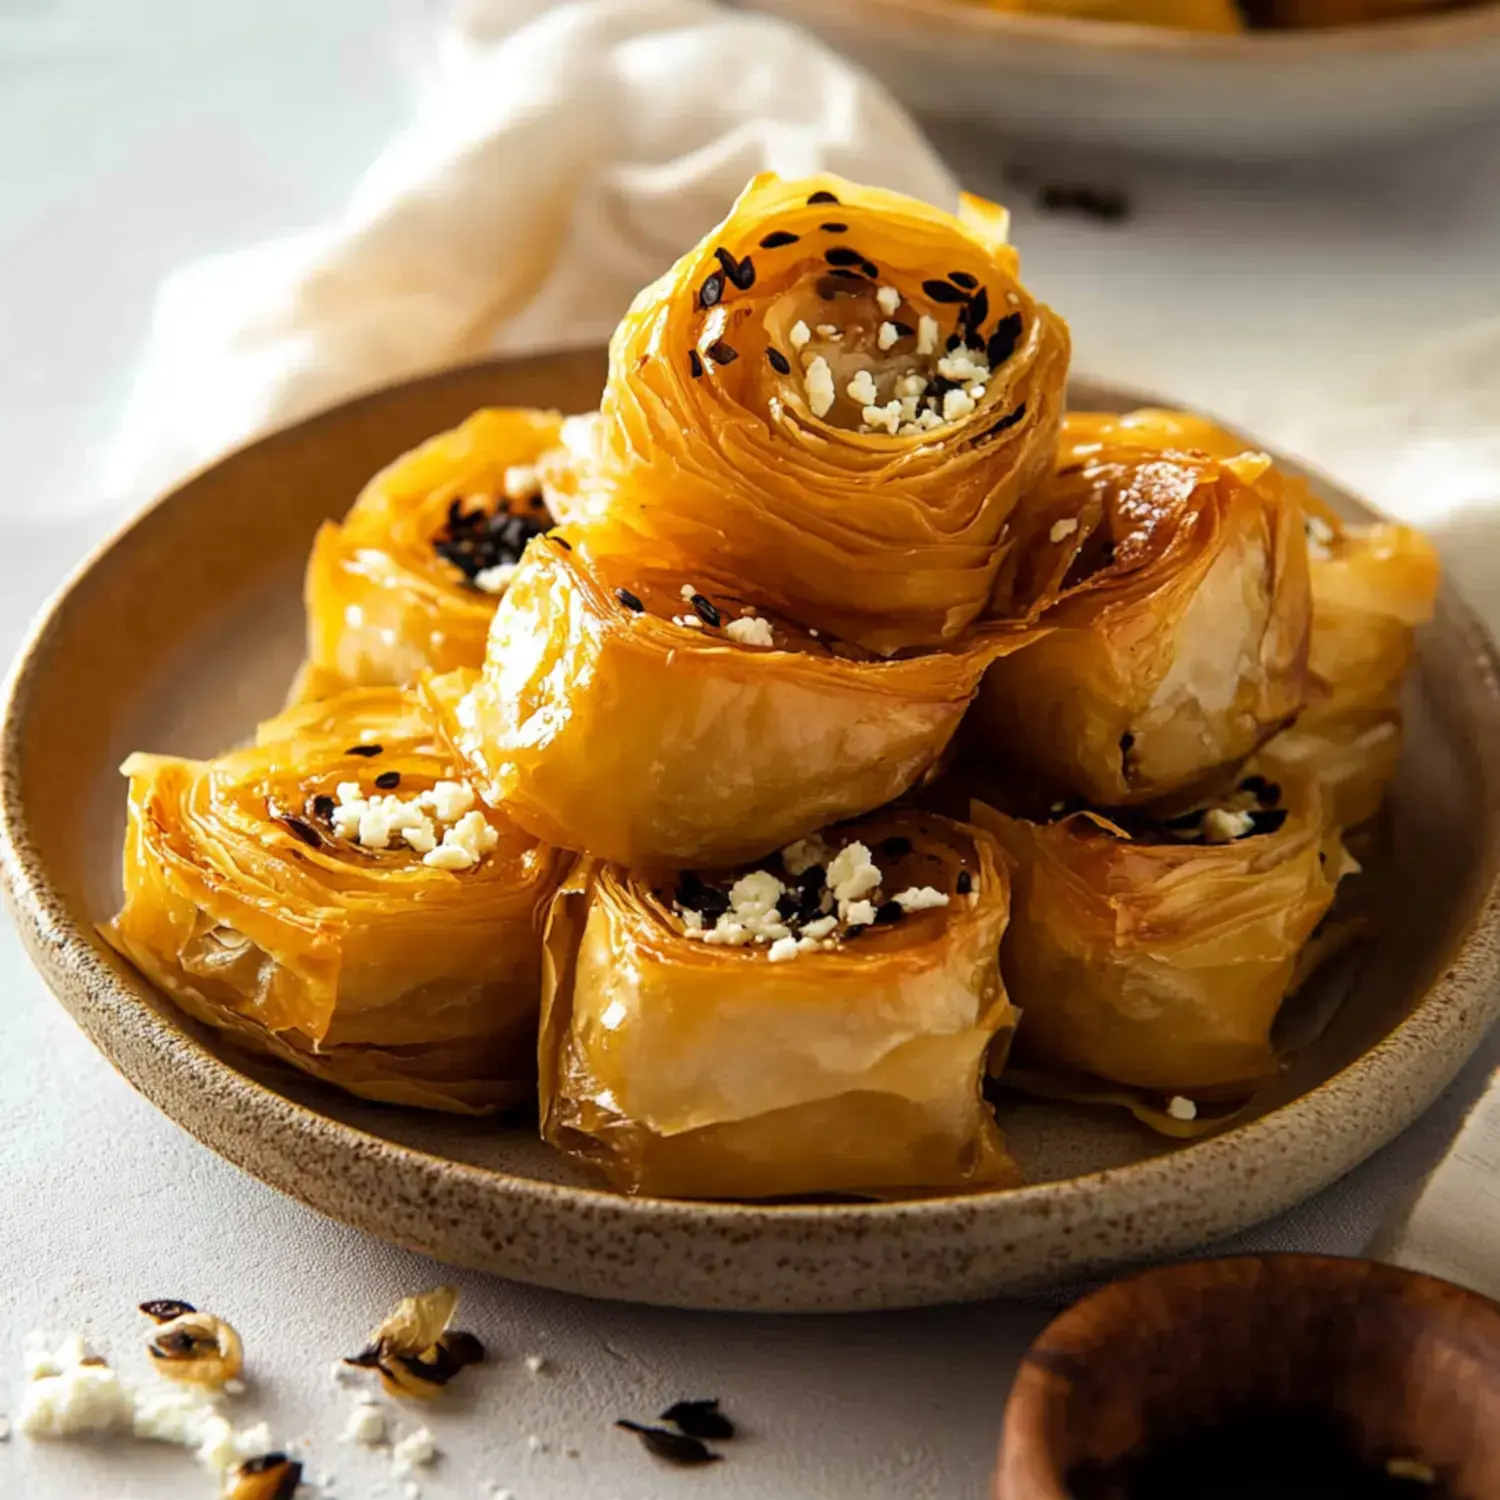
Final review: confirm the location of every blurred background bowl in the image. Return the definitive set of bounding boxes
[740,0,1500,157]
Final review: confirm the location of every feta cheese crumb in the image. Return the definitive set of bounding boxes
[221,1379,246,1397]
[788,320,811,350]
[670,614,704,630]
[342,1399,388,1446]
[1167,1095,1198,1122]
[846,368,878,407]
[827,841,882,904]
[842,899,876,927]
[503,464,540,501]
[1050,517,1079,544]
[917,315,940,356]
[1202,808,1255,843]
[876,285,901,316]
[804,355,835,418]
[782,834,833,877]
[942,387,976,423]
[524,1354,548,1375]
[474,563,517,594]
[893,886,950,913]
[422,780,474,822]
[392,1426,438,1477]
[767,935,801,963]
[877,321,900,352]
[800,914,838,940]
[19,1355,132,1439]
[726,615,774,647]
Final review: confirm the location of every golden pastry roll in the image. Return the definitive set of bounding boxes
[975,0,1242,30]
[539,810,1018,1199]
[972,772,1351,1102]
[584,172,1070,656]
[1260,509,1440,828]
[425,530,1007,868]
[299,407,563,697]
[104,687,567,1114]
[972,411,1312,805]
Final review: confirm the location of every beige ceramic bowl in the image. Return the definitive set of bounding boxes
[4,353,1500,1312]
[740,0,1500,157]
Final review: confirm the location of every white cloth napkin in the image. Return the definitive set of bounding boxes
[101,0,955,507]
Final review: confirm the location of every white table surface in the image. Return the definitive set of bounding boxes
[4,4,1500,1497]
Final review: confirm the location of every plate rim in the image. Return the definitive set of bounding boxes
[6,356,1500,1305]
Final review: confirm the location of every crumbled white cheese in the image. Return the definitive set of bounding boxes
[330,777,496,870]
[804,356,835,418]
[827,842,881,904]
[670,614,704,630]
[842,899,876,927]
[936,348,990,383]
[767,935,801,963]
[877,321,900,352]
[893,886,950,913]
[1202,808,1255,843]
[473,563,517,595]
[815,323,842,339]
[916,315,940,356]
[726,615,774,647]
[846,369,878,407]
[524,1353,548,1375]
[20,1360,132,1439]
[800,914,838,940]
[862,400,902,436]
[782,834,833,877]
[1049,518,1079,544]
[942,387,976,423]
[876,285,901,316]
[503,464,540,501]
[422,809,500,871]
[342,1399,388,1446]
[392,1426,438,1477]
[344,604,365,629]
[729,869,784,920]
[788,320,811,350]
[1167,1095,1198,1122]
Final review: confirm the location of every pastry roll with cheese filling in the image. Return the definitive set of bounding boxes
[972,772,1351,1106]
[582,172,1070,656]
[539,810,1018,1199]
[973,411,1312,805]
[426,530,1007,868]
[299,407,564,698]
[1259,509,1440,828]
[105,686,567,1113]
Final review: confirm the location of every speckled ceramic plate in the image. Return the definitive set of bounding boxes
[5,354,1499,1313]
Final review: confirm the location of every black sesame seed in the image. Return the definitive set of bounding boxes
[945,333,963,352]
[860,260,879,279]
[956,870,973,895]
[374,770,401,790]
[824,247,865,268]
[890,321,914,339]
[923,278,969,305]
[312,795,336,822]
[775,892,800,922]
[616,588,645,613]
[281,816,322,849]
[1120,732,1136,754]
[1248,808,1290,837]
[432,498,548,580]
[827,267,867,281]
[987,312,1023,367]
[698,272,724,309]
[874,900,905,925]
[529,493,546,508]
[929,375,960,398]
[949,270,979,289]
[347,744,383,757]
[689,348,703,379]
[551,535,572,550]
[979,403,1027,441]
[880,836,913,857]
[707,339,739,366]
[660,1399,735,1442]
[616,1421,722,1467]
[714,247,756,290]
[767,347,791,374]
[760,230,799,249]
[820,221,848,233]
[807,190,840,204]
[690,593,722,628]
[963,286,990,333]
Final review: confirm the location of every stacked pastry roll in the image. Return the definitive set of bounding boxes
[108,172,1440,1196]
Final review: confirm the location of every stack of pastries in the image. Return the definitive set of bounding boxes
[106,174,1440,1200]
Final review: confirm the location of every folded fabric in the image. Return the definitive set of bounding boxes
[100,0,955,508]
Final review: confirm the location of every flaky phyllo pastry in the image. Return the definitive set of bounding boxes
[425,530,1013,867]
[105,687,567,1113]
[539,811,1018,1199]
[973,410,1313,805]
[972,773,1352,1104]
[298,407,563,699]
[576,173,1070,656]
